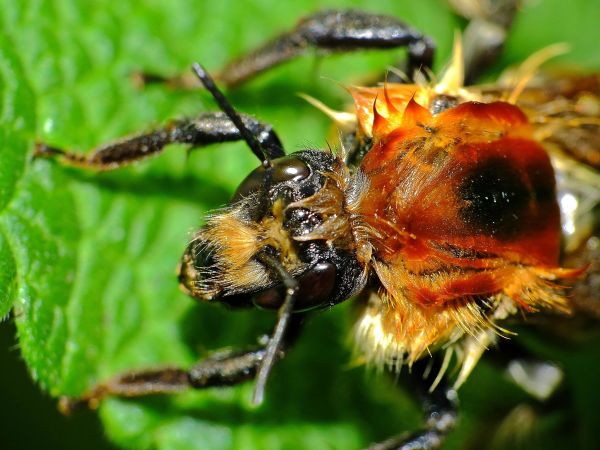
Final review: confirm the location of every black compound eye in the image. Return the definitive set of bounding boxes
[271,156,310,183]
[232,155,310,201]
[252,261,337,312]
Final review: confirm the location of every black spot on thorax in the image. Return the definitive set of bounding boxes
[459,156,530,240]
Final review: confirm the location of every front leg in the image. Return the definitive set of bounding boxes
[147,10,435,89]
[60,312,305,414]
[35,112,284,171]
[217,10,435,87]
[59,347,266,413]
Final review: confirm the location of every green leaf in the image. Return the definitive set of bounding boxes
[0,0,598,449]
[0,30,32,320]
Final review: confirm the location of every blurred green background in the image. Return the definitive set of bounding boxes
[0,0,599,449]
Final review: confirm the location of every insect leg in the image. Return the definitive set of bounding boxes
[58,349,263,414]
[59,315,305,414]
[371,390,457,450]
[35,112,284,171]
[367,363,458,450]
[215,9,434,88]
[448,0,519,83]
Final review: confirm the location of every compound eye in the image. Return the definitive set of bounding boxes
[253,261,336,312]
[271,156,310,183]
[232,156,310,201]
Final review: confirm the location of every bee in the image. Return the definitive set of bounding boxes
[33,5,600,450]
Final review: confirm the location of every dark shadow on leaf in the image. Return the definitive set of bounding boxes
[179,302,273,356]
[46,165,232,207]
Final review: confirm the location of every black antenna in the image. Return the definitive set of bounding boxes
[191,63,272,168]
[253,252,299,405]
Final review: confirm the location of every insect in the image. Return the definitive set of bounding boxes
[34,5,600,450]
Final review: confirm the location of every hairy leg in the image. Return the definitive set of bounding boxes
[142,10,435,89]
[59,314,305,414]
[35,112,284,170]
[217,10,434,87]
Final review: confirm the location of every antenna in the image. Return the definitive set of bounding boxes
[253,252,299,405]
[191,63,272,168]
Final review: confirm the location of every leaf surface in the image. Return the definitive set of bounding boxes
[0,1,598,449]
